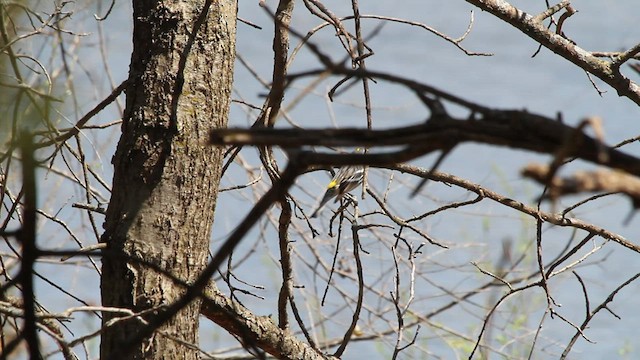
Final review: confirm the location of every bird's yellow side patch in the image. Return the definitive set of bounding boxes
[328,180,338,189]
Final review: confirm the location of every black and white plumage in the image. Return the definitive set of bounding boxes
[310,149,365,218]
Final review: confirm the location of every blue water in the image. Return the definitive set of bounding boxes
[16,1,640,359]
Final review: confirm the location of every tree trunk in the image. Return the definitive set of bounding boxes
[100,0,237,358]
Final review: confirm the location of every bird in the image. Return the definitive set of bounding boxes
[310,148,365,218]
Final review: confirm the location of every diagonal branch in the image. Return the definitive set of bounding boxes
[202,283,330,360]
[393,164,640,253]
[464,0,640,105]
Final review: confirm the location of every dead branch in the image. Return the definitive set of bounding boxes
[464,0,640,105]
[522,163,640,206]
[211,109,640,178]
[202,282,331,360]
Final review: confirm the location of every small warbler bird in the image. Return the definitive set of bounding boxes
[310,148,365,218]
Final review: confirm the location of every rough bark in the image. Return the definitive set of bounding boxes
[100,0,237,358]
[201,284,331,360]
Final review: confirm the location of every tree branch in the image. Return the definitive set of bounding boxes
[211,111,640,177]
[464,0,640,105]
[202,283,332,360]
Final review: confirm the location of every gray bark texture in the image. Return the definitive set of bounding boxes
[100,0,237,358]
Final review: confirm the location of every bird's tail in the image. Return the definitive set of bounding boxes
[310,191,335,218]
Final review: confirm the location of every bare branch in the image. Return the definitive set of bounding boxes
[522,163,640,205]
[561,272,640,358]
[211,110,640,178]
[393,164,640,253]
[464,0,640,105]
[332,223,365,357]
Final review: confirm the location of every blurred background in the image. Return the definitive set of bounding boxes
[2,0,640,358]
